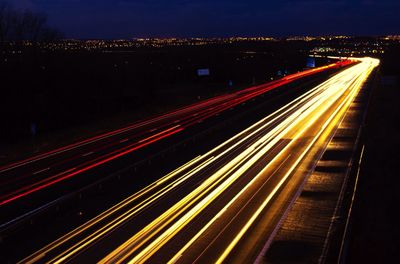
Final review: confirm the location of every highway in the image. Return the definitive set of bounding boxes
[19,57,379,263]
[0,60,350,226]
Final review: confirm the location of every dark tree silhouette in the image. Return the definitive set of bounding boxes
[0,2,11,42]
[0,1,62,42]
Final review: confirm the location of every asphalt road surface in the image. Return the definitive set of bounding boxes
[17,58,378,264]
[0,61,350,228]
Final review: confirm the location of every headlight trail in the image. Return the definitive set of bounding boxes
[19,58,377,264]
[119,59,378,264]
[0,61,350,210]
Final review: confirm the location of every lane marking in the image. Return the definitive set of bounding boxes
[33,167,50,175]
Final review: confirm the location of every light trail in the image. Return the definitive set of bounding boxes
[119,58,378,264]
[120,59,378,264]
[0,60,344,173]
[1,61,349,208]
[0,126,184,206]
[216,59,376,263]
[21,64,341,263]
[19,58,377,264]
[20,93,321,262]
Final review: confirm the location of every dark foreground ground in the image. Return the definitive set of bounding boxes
[347,63,400,262]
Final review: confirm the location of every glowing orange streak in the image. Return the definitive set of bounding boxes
[0,127,183,206]
[0,61,348,174]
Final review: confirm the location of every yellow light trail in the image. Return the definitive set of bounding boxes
[101,58,379,263]
[20,57,379,264]
[24,60,342,264]
[216,58,379,263]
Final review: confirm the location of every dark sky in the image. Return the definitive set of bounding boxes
[9,0,400,39]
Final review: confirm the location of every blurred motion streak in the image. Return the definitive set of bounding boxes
[20,57,379,263]
[0,60,350,207]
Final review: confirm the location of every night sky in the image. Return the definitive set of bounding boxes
[9,0,400,39]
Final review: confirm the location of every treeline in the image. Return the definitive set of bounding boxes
[0,1,62,42]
